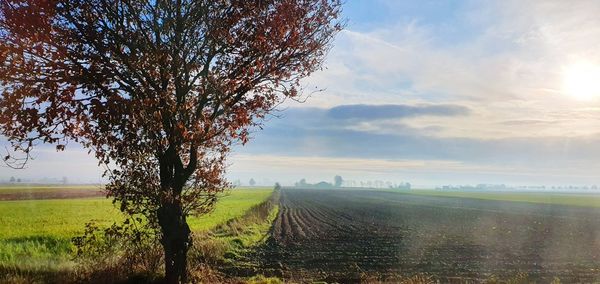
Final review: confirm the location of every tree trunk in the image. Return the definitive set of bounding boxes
[158,202,191,284]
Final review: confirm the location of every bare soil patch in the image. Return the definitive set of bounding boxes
[0,187,104,201]
[251,188,600,282]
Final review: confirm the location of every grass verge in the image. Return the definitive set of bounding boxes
[189,189,281,282]
[0,188,273,283]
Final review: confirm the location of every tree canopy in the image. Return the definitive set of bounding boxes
[0,0,342,282]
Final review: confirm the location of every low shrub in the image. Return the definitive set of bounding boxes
[71,218,163,283]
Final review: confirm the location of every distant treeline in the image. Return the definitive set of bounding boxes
[293,176,412,190]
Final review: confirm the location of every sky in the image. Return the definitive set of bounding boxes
[3,0,600,187]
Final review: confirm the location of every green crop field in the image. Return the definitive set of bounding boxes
[0,187,273,272]
[187,189,274,230]
[395,189,600,207]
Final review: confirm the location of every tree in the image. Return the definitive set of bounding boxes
[249,178,256,186]
[0,1,342,283]
[62,176,68,185]
[334,175,343,187]
[295,178,307,187]
[9,176,15,183]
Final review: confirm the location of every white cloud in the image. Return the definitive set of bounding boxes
[5,1,600,185]
[296,1,600,140]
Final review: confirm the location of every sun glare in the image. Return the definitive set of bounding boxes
[562,62,600,100]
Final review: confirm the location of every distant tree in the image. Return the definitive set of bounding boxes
[0,1,342,282]
[62,176,68,185]
[274,182,281,190]
[315,181,333,188]
[16,178,21,183]
[296,178,308,187]
[249,178,256,186]
[9,176,15,183]
[396,182,412,190]
[334,175,343,187]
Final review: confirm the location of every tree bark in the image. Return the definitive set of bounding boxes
[156,145,194,283]
[158,201,191,284]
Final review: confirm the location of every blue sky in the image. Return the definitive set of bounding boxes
[3,1,600,187]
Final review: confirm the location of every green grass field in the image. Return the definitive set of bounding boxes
[187,189,274,230]
[0,187,273,271]
[395,189,600,208]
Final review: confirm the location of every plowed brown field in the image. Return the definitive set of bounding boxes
[253,188,600,282]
